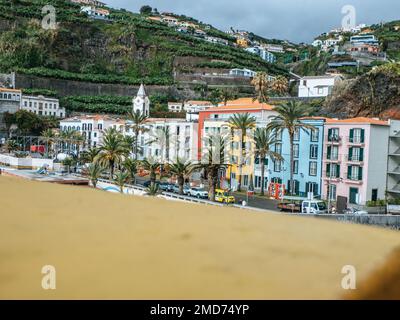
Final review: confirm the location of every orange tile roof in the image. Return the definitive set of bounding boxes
[0,88,21,93]
[186,100,213,105]
[206,98,275,112]
[325,117,389,126]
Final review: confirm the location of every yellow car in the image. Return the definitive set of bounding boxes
[215,189,235,204]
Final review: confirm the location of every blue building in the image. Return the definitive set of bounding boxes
[268,118,325,198]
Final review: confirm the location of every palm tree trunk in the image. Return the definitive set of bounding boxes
[135,131,139,160]
[289,133,294,196]
[208,170,216,201]
[260,155,265,196]
[110,160,114,180]
[178,175,184,195]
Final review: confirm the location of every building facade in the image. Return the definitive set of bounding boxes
[168,102,183,113]
[21,95,65,118]
[0,88,21,138]
[387,120,400,200]
[298,75,341,98]
[132,84,150,116]
[321,118,389,206]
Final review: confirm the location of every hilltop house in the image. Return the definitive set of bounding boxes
[71,0,105,6]
[298,75,342,98]
[168,102,183,113]
[80,6,110,20]
[229,68,257,78]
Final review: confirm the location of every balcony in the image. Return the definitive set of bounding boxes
[388,165,400,175]
[324,154,341,163]
[345,155,364,165]
[344,174,363,185]
[347,137,365,146]
[389,147,400,157]
[325,135,342,145]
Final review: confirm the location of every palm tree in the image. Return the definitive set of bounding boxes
[251,72,271,103]
[114,171,129,193]
[228,113,256,192]
[96,128,127,180]
[219,88,238,106]
[169,158,195,195]
[62,157,76,174]
[267,101,314,195]
[126,111,148,160]
[146,183,159,196]
[147,126,170,178]
[253,128,283,196]
[199,133,229,201]
[87,162,105,188]
[72,131,85,159]
[270,76,289,96]
[123,158,138,185]
[41,129,56,158]
[4,139,19,154]
[80,147,100,164]
[141,157,161,187]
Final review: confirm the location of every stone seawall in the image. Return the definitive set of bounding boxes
[316,214,400,230]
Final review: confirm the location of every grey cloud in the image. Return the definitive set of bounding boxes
[107,0,400,43]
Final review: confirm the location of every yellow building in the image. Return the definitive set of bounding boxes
[199,98,277,191]
[236,37,249,48]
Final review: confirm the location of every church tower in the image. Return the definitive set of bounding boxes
[132,84,150,116]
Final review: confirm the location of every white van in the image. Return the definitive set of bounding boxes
[301,200,328,215]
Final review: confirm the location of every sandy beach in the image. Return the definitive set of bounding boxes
[0,175,399,299]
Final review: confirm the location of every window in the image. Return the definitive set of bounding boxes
[275,143,282,155]
[306,182,319,196]
[310,144,318,159]
[328,184,337,200]
[293,144,299,158]
[293,160,299,174]
[293,128,300,141]
[317,87,324,94]
[327,145,339,160]
[98,124,103,130]
[274,160,282,172]
[349,147,364,162]
[350,128,365,143]
[243,175,249,186]
[328,128,340,141]
[275,130,282,141]
[309,161,317,176]
[311,128,319,142]
[348,166,363,181]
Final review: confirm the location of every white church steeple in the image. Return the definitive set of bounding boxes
[132,84,150,116]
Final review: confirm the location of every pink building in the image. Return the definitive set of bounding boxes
[322,117,389,206]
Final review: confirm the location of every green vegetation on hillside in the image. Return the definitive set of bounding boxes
[0,0,287,87]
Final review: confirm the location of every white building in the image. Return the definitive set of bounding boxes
[184,100,213,122]
[132,84,150,117]
[229,68,257,78]
[298,75,342,98]
[80,6,110,20]
[21,95,65,118]
[0,88,21,138]
[264,44,284,53]
[168,102,183,113]
[123,118,199,162]
[59,115,119,149]
[245,46,276,63]
[205,36,229,46]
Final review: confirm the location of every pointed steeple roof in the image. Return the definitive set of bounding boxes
[137,83,146,97]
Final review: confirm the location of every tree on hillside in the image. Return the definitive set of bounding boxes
[140,5,152,15]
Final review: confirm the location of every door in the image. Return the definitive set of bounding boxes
[371,189,378,202]
[349,187,358,204]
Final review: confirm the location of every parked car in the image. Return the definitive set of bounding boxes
[188,187,208,199]
[159,182,174,192]
[215,189,235,204]
[278,196,328,214]
[172,184,190,195]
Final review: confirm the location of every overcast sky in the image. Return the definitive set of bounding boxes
[106,0,400,43]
